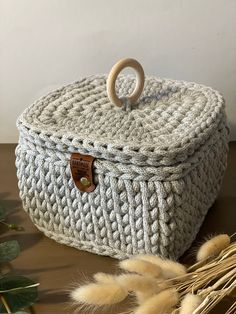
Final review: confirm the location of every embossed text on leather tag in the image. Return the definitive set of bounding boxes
[70,153,96,192]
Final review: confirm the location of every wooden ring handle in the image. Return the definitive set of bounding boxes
[107,58,145,107]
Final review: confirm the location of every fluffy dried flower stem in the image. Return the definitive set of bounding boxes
[71,282,128,305]
[119,259,162,277]
[134,288,179,314]
[71,234,236,314]
[189,242,236,273]
[196,234,230,262]
[179,294,202,314]
[135,255,187,279]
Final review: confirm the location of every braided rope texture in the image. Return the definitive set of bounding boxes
[15,75,229,259]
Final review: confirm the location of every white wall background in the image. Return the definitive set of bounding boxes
[0,0,236,142]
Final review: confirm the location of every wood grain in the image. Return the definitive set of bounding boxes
[107,58,145,107]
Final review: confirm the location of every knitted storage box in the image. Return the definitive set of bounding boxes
[15,58,229,260]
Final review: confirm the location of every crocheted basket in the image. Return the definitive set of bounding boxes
[15,58,229,260]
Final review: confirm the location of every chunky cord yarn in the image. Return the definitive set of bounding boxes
[15,75,229,259]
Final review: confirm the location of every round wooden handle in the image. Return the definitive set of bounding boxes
[107,58,145,107]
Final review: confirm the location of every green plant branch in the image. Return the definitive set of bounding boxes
[0,221,24,231]
[0,283,40,293]
[0,293,11,313]
[0,203,38,311]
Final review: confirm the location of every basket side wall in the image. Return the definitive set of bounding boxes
[15,126,228,259]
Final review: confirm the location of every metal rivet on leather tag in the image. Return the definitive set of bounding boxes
[80,177,91,187]
[70,153,96,192]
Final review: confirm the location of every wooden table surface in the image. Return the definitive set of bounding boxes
[0,143,236,314]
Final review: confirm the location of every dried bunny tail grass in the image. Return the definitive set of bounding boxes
[136,254,187,279]
[179,294,202,314]
[196,234,230,262]
[93,272,169,304]
[135,284,170,305]
[94,272,167,288]
[93,272,164,292]
[117,274,168,293]
[135,290,160,305]
[93,272,116,284]
[119,258,162,277]
[133,288,179,314]
[71,282,128,305]
[116,274,170,304]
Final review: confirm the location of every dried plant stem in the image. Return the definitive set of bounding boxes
[230,232,236,239]
[0,294,11,313]
[71,237,236,314]
[205,279,236,313]
[198,268,236,294]
[219,247,236,260]
[225,300,236,314]
[192,291,219,314]
[192,278,236,314]
[170,243,236,313]
[219,243,236,259]
[191,263,236,293]
[187,258,211,272]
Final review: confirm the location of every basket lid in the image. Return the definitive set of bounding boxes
[17,58,226,167]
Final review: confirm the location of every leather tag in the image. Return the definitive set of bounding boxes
[70,153,96,192]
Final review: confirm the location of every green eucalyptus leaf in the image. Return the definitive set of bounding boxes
[0,240,20,263]
[0,275,38,312]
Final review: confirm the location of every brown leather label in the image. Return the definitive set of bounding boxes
[70,153,96,192]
